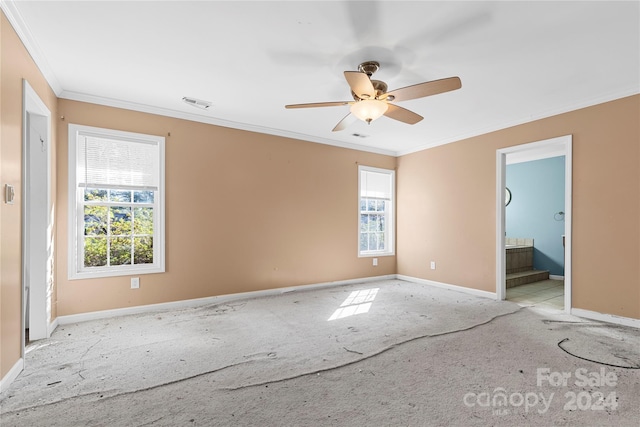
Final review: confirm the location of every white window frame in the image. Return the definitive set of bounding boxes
[68,124,165,279]
[358,165,395,257]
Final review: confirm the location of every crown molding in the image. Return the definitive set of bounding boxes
[60,91,398,156]
[395,87,639,157]
[3,0,636,158]
[57,86,640,159]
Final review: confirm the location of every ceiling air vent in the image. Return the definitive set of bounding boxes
[182,96,212,110]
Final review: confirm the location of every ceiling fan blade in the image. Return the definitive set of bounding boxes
[384,104,423,125]
[285,101,352,109]
[332,113,357,132]
[344,71,375,99]
[384,76,461,102]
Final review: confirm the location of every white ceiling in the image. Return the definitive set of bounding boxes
[4,1,639,156]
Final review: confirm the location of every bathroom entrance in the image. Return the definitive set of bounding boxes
[496,136,572,313]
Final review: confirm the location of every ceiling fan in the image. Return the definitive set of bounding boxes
[285,61,461,132]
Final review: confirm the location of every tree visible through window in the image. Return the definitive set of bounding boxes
[83,189,155,267]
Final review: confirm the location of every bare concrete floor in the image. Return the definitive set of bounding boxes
[1,279,639,426]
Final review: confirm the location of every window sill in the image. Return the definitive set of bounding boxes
[358,252,395,258]
[69,265,164,280]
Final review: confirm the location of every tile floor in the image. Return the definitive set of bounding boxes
[506,279,564,310]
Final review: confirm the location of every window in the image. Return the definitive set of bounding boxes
[68,124,165,279]
[358,165,395,256]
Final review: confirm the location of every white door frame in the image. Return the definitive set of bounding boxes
[22,80,53,348]
[496,135,572,313]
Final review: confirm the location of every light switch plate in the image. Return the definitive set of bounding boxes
[5,184,15,204]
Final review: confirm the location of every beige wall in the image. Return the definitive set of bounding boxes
[0,12,58,379]
[397,95,640,320]
[56,100,397,315]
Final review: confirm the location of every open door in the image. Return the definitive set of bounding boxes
[23,80,53,346]
[496,135,572,313]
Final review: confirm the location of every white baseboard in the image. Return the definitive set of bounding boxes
[48,317,59,336]
[571,308,640,329]
[56,274,397,325]
[0,358,24,393]
[396,274,497,300]
[549,275,565,280]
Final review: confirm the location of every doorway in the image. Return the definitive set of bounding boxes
[496,135,572,313]
[22,80,53,349]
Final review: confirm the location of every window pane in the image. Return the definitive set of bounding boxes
[360,214,368,232]
[379,215,385,231]
[367,199,376,212]
[84,237,107,267]
[134,237,154,264]
[368,215,378,232]
[84,188,107,202]
[360,233,368,251]
[377,200,386,212]
[134,190,154,204]
[110,237,132,266]
[84,206,107,236]
[368,233,378,251]
[360,199,366,212]
[134,207,154,235]
[110,207,132,235]
[377,232,385,250]
[109,189,132,202]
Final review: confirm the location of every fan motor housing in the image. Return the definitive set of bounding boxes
[351,79,388,101]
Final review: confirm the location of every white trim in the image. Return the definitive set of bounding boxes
[396,87,639,156]
[0,358,24,393]
[549,275,564,281]
[397,275,497,300]
[22,80,53,346]
[564,139,573,313]
[1,0,636,158]
[571,308,640,329]
[358,165,396,257]
[60,91,397,157]
[67,124,166,280]
[47,273,640,335]
[496,150,507,302]
[48,317,59,336]
[60,89,640,159]
[56,275,396,325]
[496,135,572,314]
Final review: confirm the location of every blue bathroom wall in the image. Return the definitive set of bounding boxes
[506,156,565,276]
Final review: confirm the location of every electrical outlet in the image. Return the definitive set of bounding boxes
[430,261,436,270]
[373,258,378,266]
[131,277,140,289]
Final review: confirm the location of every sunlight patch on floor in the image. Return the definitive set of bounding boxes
[328,288,379,321]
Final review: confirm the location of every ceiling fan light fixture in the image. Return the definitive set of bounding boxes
[350,99,388,124]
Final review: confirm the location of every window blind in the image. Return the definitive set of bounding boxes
[78,135,159,190]
[360,169,392,199]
